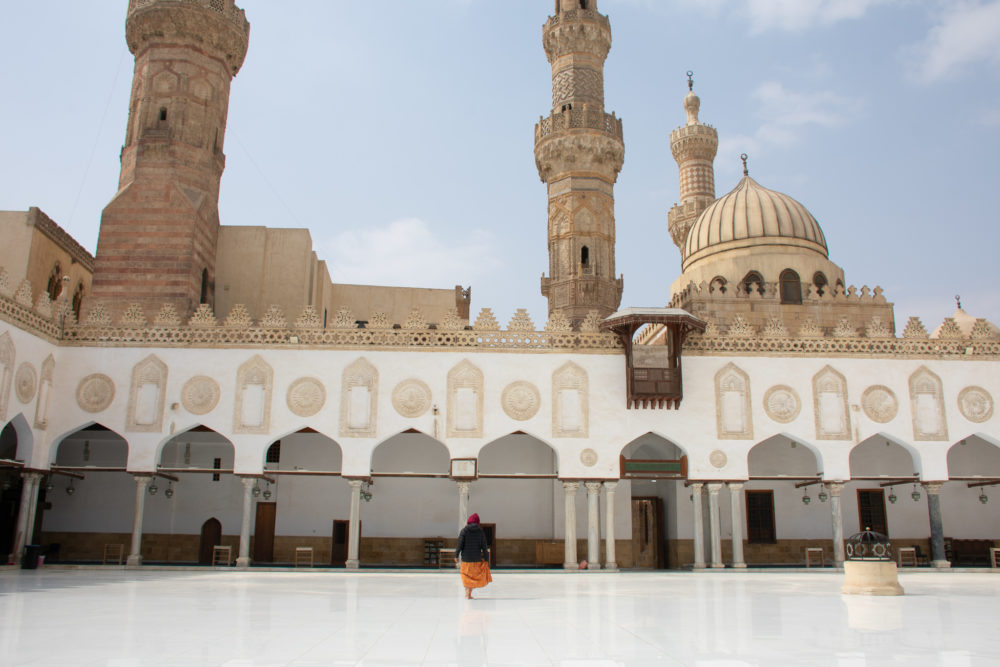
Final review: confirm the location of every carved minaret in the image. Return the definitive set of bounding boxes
[536,0,624,324]
[668,72,717,257]
[86,0,249,321]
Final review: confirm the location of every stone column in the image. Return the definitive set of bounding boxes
[923,482,950,568]
[127,475,152,567]
[457,481,471,533]
[346,479,363,570]
[562,481,580,569]
[236,477,256,569]
[11,472,42,565]
[828,482,846,567]
[691,482,706,569]
[728,482,746,568]
[603,481,618,571]
[585,482,602,570]
[707,483,724,568]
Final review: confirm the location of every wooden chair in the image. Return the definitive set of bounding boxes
[294,546,314,567]
[438,548,457,568]
[212,545,232,566]
[991,548,1000,569]
[897,546,917,567]
[805,547,824,567]
[102,544,124,565]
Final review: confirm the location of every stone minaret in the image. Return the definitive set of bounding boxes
[535,0,624,325]
[86,0,249,321]
[668,73,717,258]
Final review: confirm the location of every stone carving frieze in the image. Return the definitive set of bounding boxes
[392,379,432,419]
[403,308,426,330]
[866,316,892,339]
[340,357,378,438]
[225,304,253,329]
[332,306,354,329]
[153,303,181,327]
[447,359,484,438]
[182,375,221,415]
[501,381,541,421]
[286,376,326,418]
[368,312,391,330]
[295,306,322,330]
[901,317,928,339]
[715,363,752,439]
[553,361,588,438]
[439,309,466,332]
[909,366,948,441]
[763,385,800,423]
[127,354,167,432]
[76,374,116,413]
[188,304,217,328]
[85,302,113,327]
[473,309,500,331]
[813,365,851,440]
[936,318,964,339]
[958,386,993,423]
[234,355,273,435]
[119,303,147,327]
[507,309,535,332]
[260,305,288,329]
[861,385,898,423]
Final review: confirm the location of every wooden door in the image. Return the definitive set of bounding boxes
[253,502,276,563]
[198,518,222,564]
[330,519,361,566]
[857,489,888,536]
[481,523,496,567]
[631,497,662,569]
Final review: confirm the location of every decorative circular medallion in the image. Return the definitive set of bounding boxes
[181,376,221,415]
[580,448,598,467]
[76,374,115,413]
[862,385,898,423]
[501,381,541,421]
[392,379,431,418]
[286,377,326,417]
[709,450,728,469]
[958,386,993,423]
[763,385,801,423]
[14,363,36,404]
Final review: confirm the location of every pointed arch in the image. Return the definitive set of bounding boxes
[478,432,558,475]
[340,357,378,438]
[0,332,14,422]
[909,366,948,441]
[265,427,343,473]
[849,434,920,478]
[371,429,450,475]
[158,424,236,475]
[947,436,1000,478]
[234,355,273,434]
[552,361,588,438]
[127,354,168,432]
[813,365,850,440]
[52,423,128,467]
[447,359,483,438]
[715,362,752,439]
[748,434,821,477]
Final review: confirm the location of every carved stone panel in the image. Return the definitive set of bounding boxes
[234,355,273,435]
[502,381,541,421]
[340,358,378,438]
[715,363,752,439]
[14,362,36,405]
[34,355,54,430]
[0,333,14,421]
[709,450,728,469]
[392,379,431,419]
[447,360,484,438]
[580,448,598,467]
[552,362,588,438]
[76,374,116,413]
[862,385,898,423]
[127,354,167,432]
[182,376,221,415]
[763,385,800,423]
[909,366,948,441]
[813,366,851,440]
[958,386,993,423]
[287,377,326,418]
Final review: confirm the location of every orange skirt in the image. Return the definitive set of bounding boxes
[459,561,493,589]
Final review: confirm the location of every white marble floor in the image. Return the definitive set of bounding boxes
[0,568,997,666]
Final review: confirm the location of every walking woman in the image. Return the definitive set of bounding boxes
[455,513,492,599]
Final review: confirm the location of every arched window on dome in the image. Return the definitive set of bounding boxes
[709,276,727,294]
[813,272,828,297]
[779,269,802,305]
[46,263,62,301]
[741,271,764,296]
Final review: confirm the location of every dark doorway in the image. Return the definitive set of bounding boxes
[198,518,222,564]
[331,519,360,567]
[857,489,888,536]
[481,523,496,567]
[746,490,776,544]
[631,497,663,569]
[253,502,276,563]
[0,473,22,559]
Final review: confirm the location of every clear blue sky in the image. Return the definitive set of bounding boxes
[2,1,998,330]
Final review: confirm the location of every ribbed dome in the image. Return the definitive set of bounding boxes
[684,175,828,266]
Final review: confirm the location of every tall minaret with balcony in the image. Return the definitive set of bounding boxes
[86,0,250,321]
[668,73,718,257]
[535,0,624,324]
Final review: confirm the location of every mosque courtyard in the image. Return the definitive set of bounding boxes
[0,568,997,666]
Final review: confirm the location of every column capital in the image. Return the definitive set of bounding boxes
[706,482,723,495]
[240,476,256,490]
[584,481,602,493]
[827,481,846,496]
[20,471,43,482]
[347,478,364,489]
[922,481,945,494]
[562,480,580,492]
[689,481,704,492]
[456,480,472,492]
[603,480,618,492]
[134,475,152,488]
[727,482,744,492]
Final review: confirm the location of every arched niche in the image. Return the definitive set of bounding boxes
[621,433,687,551]
[478,432,558,475]
[621,432,686,461]
[748,434,821,477]
[52,423,128,467]
[947,436,1000,478]
[371,430,449,474]
[1,414,32,462]
[849,435,919,478]
[264,427,343,472]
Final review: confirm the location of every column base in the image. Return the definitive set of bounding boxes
[588,562,601,570]
[345,559,360,570]
[693,562,706,569]
[732,562,748,569]
[604,563,617,571]
[563,562,579,570]
[711,563,725,569]
[236,557,251,569]
[932,560,951,569]
[125,555,143,568]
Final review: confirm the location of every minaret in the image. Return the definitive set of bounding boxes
[668,72,718,257]
[85,0,250,321]
[535,0,624,325]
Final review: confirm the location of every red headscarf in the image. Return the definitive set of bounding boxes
[467,513,480,524]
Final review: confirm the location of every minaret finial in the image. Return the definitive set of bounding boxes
[740,153,749,176]
[956,294,962,310]
[686,70,694,92]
